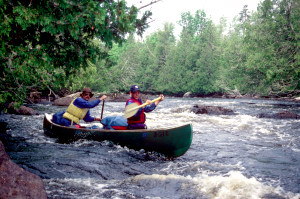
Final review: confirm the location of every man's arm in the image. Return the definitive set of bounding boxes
[74,98,101,108]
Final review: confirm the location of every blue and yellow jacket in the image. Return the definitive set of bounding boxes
[58,97,101,126]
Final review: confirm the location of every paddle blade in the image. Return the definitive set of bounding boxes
[124,103,139,118]
[124,97,161,118]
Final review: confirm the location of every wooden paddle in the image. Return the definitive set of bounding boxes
[124,97,161,119]
[100,100,105,120]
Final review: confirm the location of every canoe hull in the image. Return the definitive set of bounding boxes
[43,114,193,157]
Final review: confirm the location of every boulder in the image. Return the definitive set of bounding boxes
[0,141,47,199]
[183,92,193,98]
[53,97,73,106]
[106,93,129,102]
[191,105,235,115]
[257,111,299,119]
[7,103,37,115]
[28,91,42,103]
[52,92,81,106]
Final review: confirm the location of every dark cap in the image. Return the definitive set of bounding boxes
[81,87,94,97]
[130,85,140,93]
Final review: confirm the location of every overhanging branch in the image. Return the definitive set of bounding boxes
[138,0,162,10]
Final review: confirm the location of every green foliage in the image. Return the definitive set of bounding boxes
[102,1,298,97]
[141,23,176,92]
[1,0,298,107]
[157,11,220,95]
[178,10,208,36]
[233,0,299,95]
[0,0,152,108]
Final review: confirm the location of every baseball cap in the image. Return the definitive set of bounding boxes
[130,85,140,93]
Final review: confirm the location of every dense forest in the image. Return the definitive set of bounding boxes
[0,0,299,110]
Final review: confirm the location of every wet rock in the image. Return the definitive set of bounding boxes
[106,93,129,102]
[0,121,8,133]
[0,141,47,199]
[0,119,8,133]
[7,103,37,115]
[257,111,299,119]
[52,92,81,106]
[191,105,235,115]
[183,92,193,98]
[52,96,74,106]
[29,91,42,103]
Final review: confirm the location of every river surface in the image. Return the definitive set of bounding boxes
[1,97,299,199]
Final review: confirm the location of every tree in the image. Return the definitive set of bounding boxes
[108,23,176,94]
[141,23,176,92]
[242,0,299,95]
[178,10,208,37]
[0,0,153,108]
[192,21,222,94]
[217,0,299,97]
[164,10,221,95]
[106,35,143,92]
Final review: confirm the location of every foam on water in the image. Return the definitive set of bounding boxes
[2,97,299,198]
[126,171,300,199]
[44,178,122,199]
[160,161,245,176]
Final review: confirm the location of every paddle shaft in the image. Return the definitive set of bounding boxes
[134,97,161,110]
[100,100,105,120]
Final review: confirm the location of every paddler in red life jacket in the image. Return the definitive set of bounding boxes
[125,85,164,129]
[55,87,107,127]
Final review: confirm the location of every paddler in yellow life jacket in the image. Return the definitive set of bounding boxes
[53,87,107,127]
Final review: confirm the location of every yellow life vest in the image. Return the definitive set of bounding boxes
[63,98,89,125]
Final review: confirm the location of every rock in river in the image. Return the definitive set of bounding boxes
[257,111,299,119]
[0,141,47,199]
[191,105,235,115]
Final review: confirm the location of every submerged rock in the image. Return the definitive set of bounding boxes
[0,141,47,199]
[257,111,299,119]
[191,105,235,115]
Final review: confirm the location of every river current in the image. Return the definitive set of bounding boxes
[1,97,299,199]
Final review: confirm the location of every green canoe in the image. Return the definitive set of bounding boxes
[43,114,193,157]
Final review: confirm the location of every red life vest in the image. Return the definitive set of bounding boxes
[126,98,145,124]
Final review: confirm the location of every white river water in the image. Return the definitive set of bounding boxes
[1,97,299,199]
